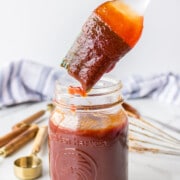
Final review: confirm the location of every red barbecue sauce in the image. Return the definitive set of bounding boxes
[68,86,87,97]
[62,1,143,91]
[49,108,128,180]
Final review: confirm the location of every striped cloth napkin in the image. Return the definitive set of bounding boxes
[0,60,62,107]
[0,60,180,108]
[122,73,180,106]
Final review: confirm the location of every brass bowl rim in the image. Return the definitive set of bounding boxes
[14,155,42,169]
[14,155,42,180]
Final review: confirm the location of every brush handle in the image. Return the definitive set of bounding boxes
[31,126,48,155]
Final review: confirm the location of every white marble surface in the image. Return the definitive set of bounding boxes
[0,99,180,180]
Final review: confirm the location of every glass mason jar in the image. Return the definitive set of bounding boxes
[48,76,128,180]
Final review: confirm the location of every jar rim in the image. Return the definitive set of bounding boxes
[55,76,122,97]
[54,76,123,110]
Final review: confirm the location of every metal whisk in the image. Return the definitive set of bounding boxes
[122,102,180,156]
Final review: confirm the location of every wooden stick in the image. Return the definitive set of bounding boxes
[0,124,30,148]
[12,110,45,130]
[12,104,54,130]
[31,126,48,155]
[0,124,39,157]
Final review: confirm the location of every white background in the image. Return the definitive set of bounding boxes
[0,0,180,79]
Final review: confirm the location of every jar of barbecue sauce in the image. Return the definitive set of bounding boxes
[48,77,128,180]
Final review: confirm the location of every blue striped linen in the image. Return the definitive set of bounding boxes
[0,60,180,107]
[0,60,62,107]
[122,73,180,106]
